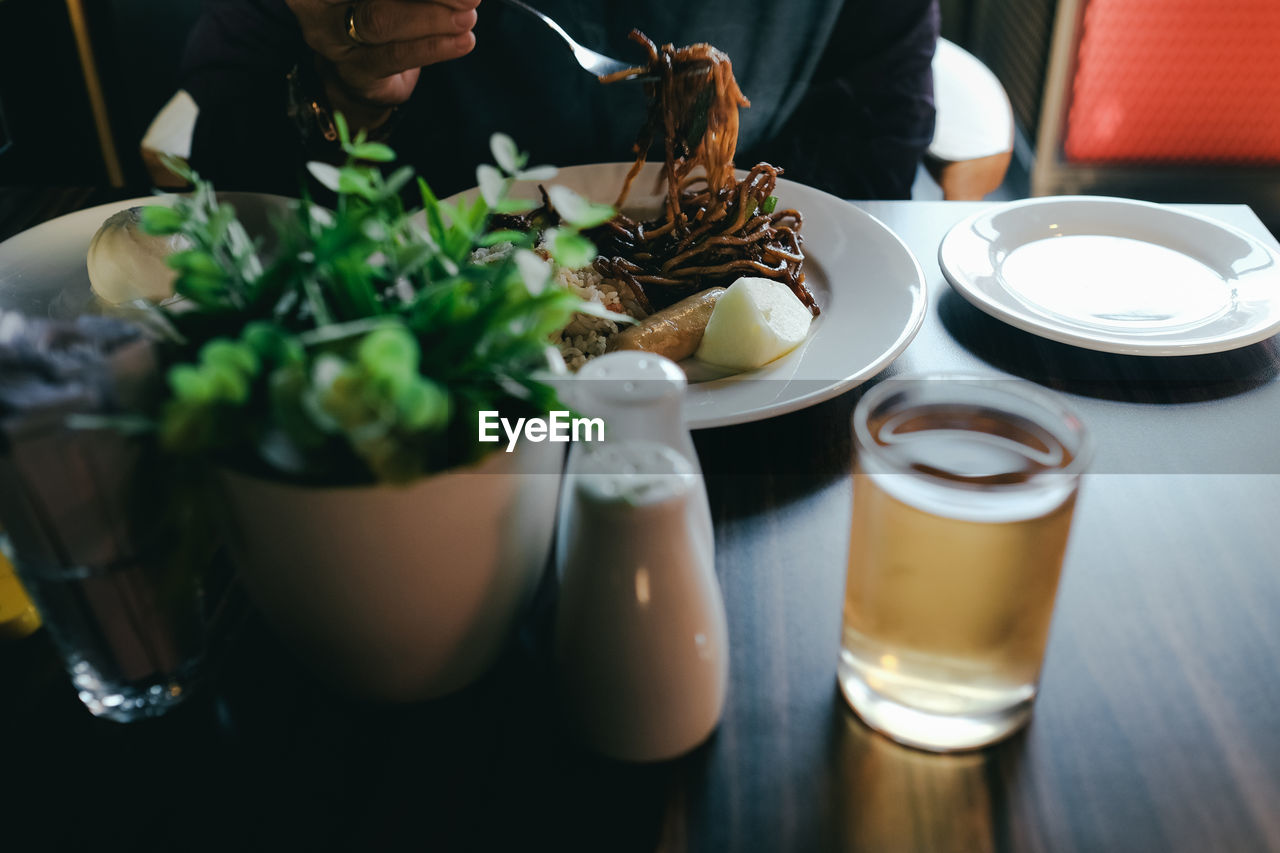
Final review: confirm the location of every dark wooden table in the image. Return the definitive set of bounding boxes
[2,192,1279,852]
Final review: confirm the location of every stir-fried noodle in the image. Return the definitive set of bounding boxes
[592,31,816,315]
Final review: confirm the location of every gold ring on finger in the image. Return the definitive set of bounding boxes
[345,4,370,45]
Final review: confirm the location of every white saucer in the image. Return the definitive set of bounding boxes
[938,196,1280,356]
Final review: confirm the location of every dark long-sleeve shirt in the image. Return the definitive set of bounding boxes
[181,0,938,201]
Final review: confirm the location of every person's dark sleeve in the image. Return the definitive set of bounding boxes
[745,0,939,200]
[180,0,313,196]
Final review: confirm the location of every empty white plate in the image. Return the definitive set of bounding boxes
[938,196,1280,355]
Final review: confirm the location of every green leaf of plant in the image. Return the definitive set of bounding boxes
[478,230,531,248]
[349,141,396,162]
[307,204,335,228]
[515,165,558,181]
[514,248,551,295]
[309,351,345,384]
[358,325,419,381]
[169,364,214,401]
[168,249,225,277]
[573,299,638,324]
[476,164,505,206]
[203,361,251,404]
[201,338,259,377]
[268,364,328,449]
[546,228,597,269]
[383,165,415,198]
[418,177,448,246]
[139,205,184,235]
[436,200,461,230]
[317,367,376,431]
[307,161,342,192]
[489,133,523,175]
[338,167,376,198]
[391,242,437,277]
[243,321,303,365]
[296,317,397,349]
[174,271,230,306]
[465,193,490,232]
[148,129,612,483]
[547,185,614,229]
[396,378,450,431]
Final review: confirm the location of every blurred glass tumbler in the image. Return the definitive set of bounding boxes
[839,377,1090,752]
[0,311,206,722]
[0,433,208,723]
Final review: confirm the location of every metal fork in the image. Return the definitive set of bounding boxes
[497,0,641,80]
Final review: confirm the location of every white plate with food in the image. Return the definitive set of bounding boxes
[938,196,1280,356]
[0,192,292,320]
[2,176,926,432]
[0,199,157,319]
[453,160,928,429]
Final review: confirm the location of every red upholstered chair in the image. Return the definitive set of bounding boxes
[1032,0,1280,228]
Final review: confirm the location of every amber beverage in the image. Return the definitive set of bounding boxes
[838,378,1089,752]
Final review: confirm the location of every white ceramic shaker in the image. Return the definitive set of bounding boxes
[553,352,728,762]
[557,351,714,561]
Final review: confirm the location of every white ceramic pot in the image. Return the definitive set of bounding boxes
[218,440,563,701]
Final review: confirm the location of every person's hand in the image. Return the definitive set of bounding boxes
[286,0,481,130]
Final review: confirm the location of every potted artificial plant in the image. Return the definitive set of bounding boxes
[140,119,621,699]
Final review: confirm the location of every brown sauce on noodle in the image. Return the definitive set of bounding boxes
[591,31,816,316]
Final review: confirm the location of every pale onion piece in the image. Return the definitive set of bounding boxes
[694,276,813,369]
[86,207,188,304]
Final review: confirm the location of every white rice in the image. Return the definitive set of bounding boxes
[473,242,646,370]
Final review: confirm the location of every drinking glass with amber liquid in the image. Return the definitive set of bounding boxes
[839,376,1090,752]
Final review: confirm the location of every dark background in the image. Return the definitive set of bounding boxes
[0,0,201,186]
[0,0,1023,189]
